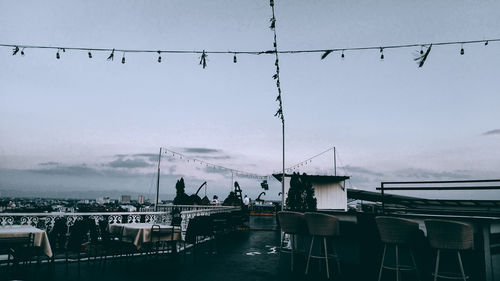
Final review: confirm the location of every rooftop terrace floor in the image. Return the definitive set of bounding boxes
[2,216,357,281]
[5,215,495,281]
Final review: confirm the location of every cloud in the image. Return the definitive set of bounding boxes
[203,166,231,176]
[30,164,103,176]
[482,129,500,136]
[132,153,159,162]
[183,147,221,154]
[393,168,471,180]
[342,165,384,177]
[39,162,60,166]
[107,158,151,169]
[197,155,231,160]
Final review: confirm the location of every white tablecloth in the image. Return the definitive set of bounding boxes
[109,223,181,249]
[0,225,53,257]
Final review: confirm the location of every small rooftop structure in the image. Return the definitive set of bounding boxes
[273,174,350,210]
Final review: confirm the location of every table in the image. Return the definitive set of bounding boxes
[109,223,181,249]
[0,225,53,258]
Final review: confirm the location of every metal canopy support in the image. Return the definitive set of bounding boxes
[155,147,161,212]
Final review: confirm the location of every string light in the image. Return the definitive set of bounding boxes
[285,146,336,172]
[107,49,115,61]
[199,50,207,68]
[460,44,464,55]
[420,46,424,55]
[415,44,432,67]
[160,147,269,180]
[269,0,284,123]
[56,49,60,59]
[321,50,333,60]
[380,47,384,60]
[2,37,499,67]
[233,53,237,63]
[88,51,92,58]
[20,48,25,56]
[121,52,126,64]
[157,51,161,63]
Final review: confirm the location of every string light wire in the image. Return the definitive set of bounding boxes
[2,38,498,59]
[160,147,269,180]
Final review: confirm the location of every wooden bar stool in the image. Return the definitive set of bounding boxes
[375,216,421,281]
[425,219,474,281]
[304,212,341,279]
[277,211,308,271]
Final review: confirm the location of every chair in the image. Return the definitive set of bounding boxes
[0,233,35,268]
[184,215,216,261]
[277,211,308,271]
[425,219,474,281]
[149,224,177,257]
[86,219,107,264]
[304,212,341,279]
[375,216,421,281]
[99,221,123,261]
[65,219,90,269]
[49,217,68,258]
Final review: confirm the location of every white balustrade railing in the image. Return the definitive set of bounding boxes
[0,206,240,233]
[142,204,237,213]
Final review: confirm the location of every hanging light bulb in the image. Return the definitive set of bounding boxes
[121,52,126,64]
[380,48,384,60]
[157,51,161,63]
[420,46,424,55]
[56,49,60,59]
[485,41,489,46]
[233,53,237,63]
[107,49,115,61]
[88,51,92,58]
[21,48,25,56]
[460,44,464,55]
[341,50,345,59]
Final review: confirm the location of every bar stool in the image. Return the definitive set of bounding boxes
[375,216,421,281]
[425,219,474,281]
[304,212,341,279]
[277,211,308,271]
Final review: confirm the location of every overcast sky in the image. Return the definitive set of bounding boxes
[1,0,499,200]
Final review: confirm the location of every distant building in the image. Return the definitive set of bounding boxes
[138,195,145,204]
[120,205,137,212]
[121,195,131,204]
[97,197,111,204]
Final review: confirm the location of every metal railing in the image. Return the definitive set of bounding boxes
[143,204,237,213]
[0,206,240,233]
[377,179,500,213]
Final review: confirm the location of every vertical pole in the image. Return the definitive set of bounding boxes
[155,147,161,212]
[281,120,285,211]
[334,147,336,176]
[381,182,385,214]
[482,223,493,281]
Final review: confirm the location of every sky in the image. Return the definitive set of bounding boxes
[1,0,499,201]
